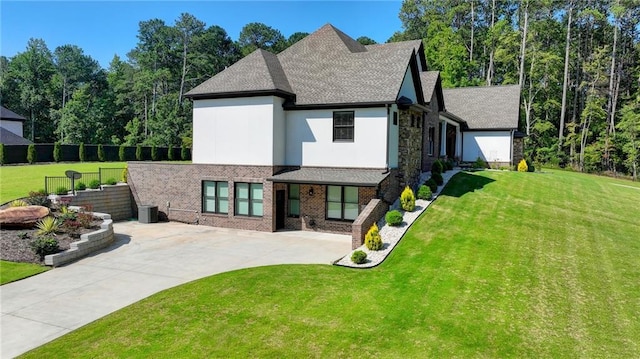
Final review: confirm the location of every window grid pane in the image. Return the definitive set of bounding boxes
[333,111,354,141]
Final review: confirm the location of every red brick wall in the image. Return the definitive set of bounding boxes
[351,199,389,249]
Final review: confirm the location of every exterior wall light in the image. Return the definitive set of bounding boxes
[308,187,314,196]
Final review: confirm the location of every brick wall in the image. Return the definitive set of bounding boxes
[128,163,278,232]
[62,184,132,220]
[351,199,389,249]
[422,93,442,171]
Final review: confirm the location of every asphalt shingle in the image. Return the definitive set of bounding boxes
[0,127,33,145]
[1,106,26,121]
[268,167,390,186]
[442,85,521,129]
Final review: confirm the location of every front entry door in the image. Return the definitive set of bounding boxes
[276,190,285,230]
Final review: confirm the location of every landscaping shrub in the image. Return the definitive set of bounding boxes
[121,166,128,183]
[119,145,126,161]
[30,236,59,260]
[88,179,101,189]
[105,178,118,185]
[27,144,37,164]
[53,142,62,162]
[445,159,454,171]
[167,145,174,160]
[151,145,159,161]
[431,172,444,186]
[10,199,28,207]
[517,159,528,172]
[136,144,143,161]
[79,143,86,162]
[75,181,87,191]
[77,211,94,229]
[526,159,535,172]
[98,144,106,162]
[351,250,367,264]
[365,223,383,251]
[0,143,5,165]
[417,185,432,200]
[36,216,60,236]
[18,232,29,240]
[425,179,437,193]
[431,160,443,174]
[473,157,487,169]
[385,210,403,226]
[58,206,77,221]
[61,220,82,238]
[181,145,189,160]
[55,186,69,195]
[400,186,415,212]
[27,190,50,207]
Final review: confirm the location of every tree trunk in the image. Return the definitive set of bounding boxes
[179,39,188,106]
[559,6,572,150]
[518,2,528,91]
[486,0,496,86]
[470,0,474,63]
[606,17,618,135]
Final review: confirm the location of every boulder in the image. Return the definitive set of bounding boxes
[0,205,50,228]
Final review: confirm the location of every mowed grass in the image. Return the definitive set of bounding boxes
[0,162,126,203]
[0,260,50,285]
[21,170,640,358]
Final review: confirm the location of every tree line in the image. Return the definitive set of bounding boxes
[392,0,639,179]
[2,4,639,179]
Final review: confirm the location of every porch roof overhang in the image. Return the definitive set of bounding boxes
[268,167,389,187]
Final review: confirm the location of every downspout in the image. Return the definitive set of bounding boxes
[510,129,515,167]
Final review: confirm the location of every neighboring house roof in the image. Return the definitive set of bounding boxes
[0,127,32,145]
[268,167,389,186]
[0,106,27,122]
[442,85,521,130]
[186,24,424,107]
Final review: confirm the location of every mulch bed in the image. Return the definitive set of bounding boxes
[1,215,101,265]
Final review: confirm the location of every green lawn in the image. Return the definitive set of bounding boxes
[21,170,640,358]
[0,260,50,285]
[0,162,126,204]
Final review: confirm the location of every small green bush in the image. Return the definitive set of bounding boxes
[425,179,437,193]
[27,144,37,164]
[473,157,487,169]
[431,172,444,186]
[400,186,415,212]
[181,146,189,161]
[151,145,159,161]
[167,145,174,160]
[88,179,101,189]
[10,199,29,207]
[417,185,432,200]
[53,142,62,162]
[351,250,367,264]
[98,144,105,162]
[526,159,535,172]
[136,144,143,161]
[30,236,59,260]
[445,160,454,171]
[36,216,60,236]
[79,143,86,162]
[119,144,126,161]
[105,178,118,185]
[121,166,128,183]
[385,210,403,226]
[365,223,383,251]
[517,159,528,172]
[55,186,69,195]
[27,190,50,206]
[431,160,443,174]
[75,181,87,191]
[0,143,5,165]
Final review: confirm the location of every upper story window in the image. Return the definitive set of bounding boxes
[288,184,300,217]
[202,181,229,214]
[235,183,263,217]
[326,185,359,221]
[333,111,354,142]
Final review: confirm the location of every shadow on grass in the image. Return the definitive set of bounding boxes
[441,171,496,198]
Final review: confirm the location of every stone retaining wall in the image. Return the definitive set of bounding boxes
[63,184,132,220]
[351,199,389,249]
[44,210,114,267]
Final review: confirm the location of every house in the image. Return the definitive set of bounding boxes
[442,86,523,167]
[127,24,519,245]
[0,106,32,145]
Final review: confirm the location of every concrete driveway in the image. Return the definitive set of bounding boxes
[1,221,350,358]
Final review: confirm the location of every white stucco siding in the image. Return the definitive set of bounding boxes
[0,120,23,137]
[462,131,512,163]
[285,108,388,168]
[192,96,278,165]
[272,97,286,165]
[397,67,417,103]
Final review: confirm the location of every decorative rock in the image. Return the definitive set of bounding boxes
[0,205,50,228]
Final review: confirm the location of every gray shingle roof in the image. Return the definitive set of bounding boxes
[186,24,423,106]
[1,106,26,121]
[268,167,390,186]
[419,71,440,102]
[0,127,32,145]
[442,85,521,130]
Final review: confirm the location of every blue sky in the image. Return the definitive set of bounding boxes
[1,1,404,68]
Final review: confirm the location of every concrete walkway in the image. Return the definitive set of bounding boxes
[1,222,350,358]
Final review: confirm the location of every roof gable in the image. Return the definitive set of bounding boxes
[443,85,521,130]
[0,127,32,145]
[1,106,26,122]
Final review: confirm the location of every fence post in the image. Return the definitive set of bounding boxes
[99,167,102,185]
[45,176,48,194]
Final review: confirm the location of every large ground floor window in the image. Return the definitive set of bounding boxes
[235,182,263,217]
[202,181,228,214]
[326,185,358,221]
[288,184,300,217]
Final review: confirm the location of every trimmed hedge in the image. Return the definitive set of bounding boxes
[0,144,188,164]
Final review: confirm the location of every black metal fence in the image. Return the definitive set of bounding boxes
[45,168,125,194]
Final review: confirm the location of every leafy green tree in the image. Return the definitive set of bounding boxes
[356,36,377,45]
[287,32,309,47]
[617,95,640,180]
[238,22,287,55]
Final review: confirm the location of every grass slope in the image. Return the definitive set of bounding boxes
[21,170,640,358]
[0,260,49,285]
[0,162,126,203]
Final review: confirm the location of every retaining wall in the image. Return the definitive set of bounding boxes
[351,199,389,249]
[61,184,132,221]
